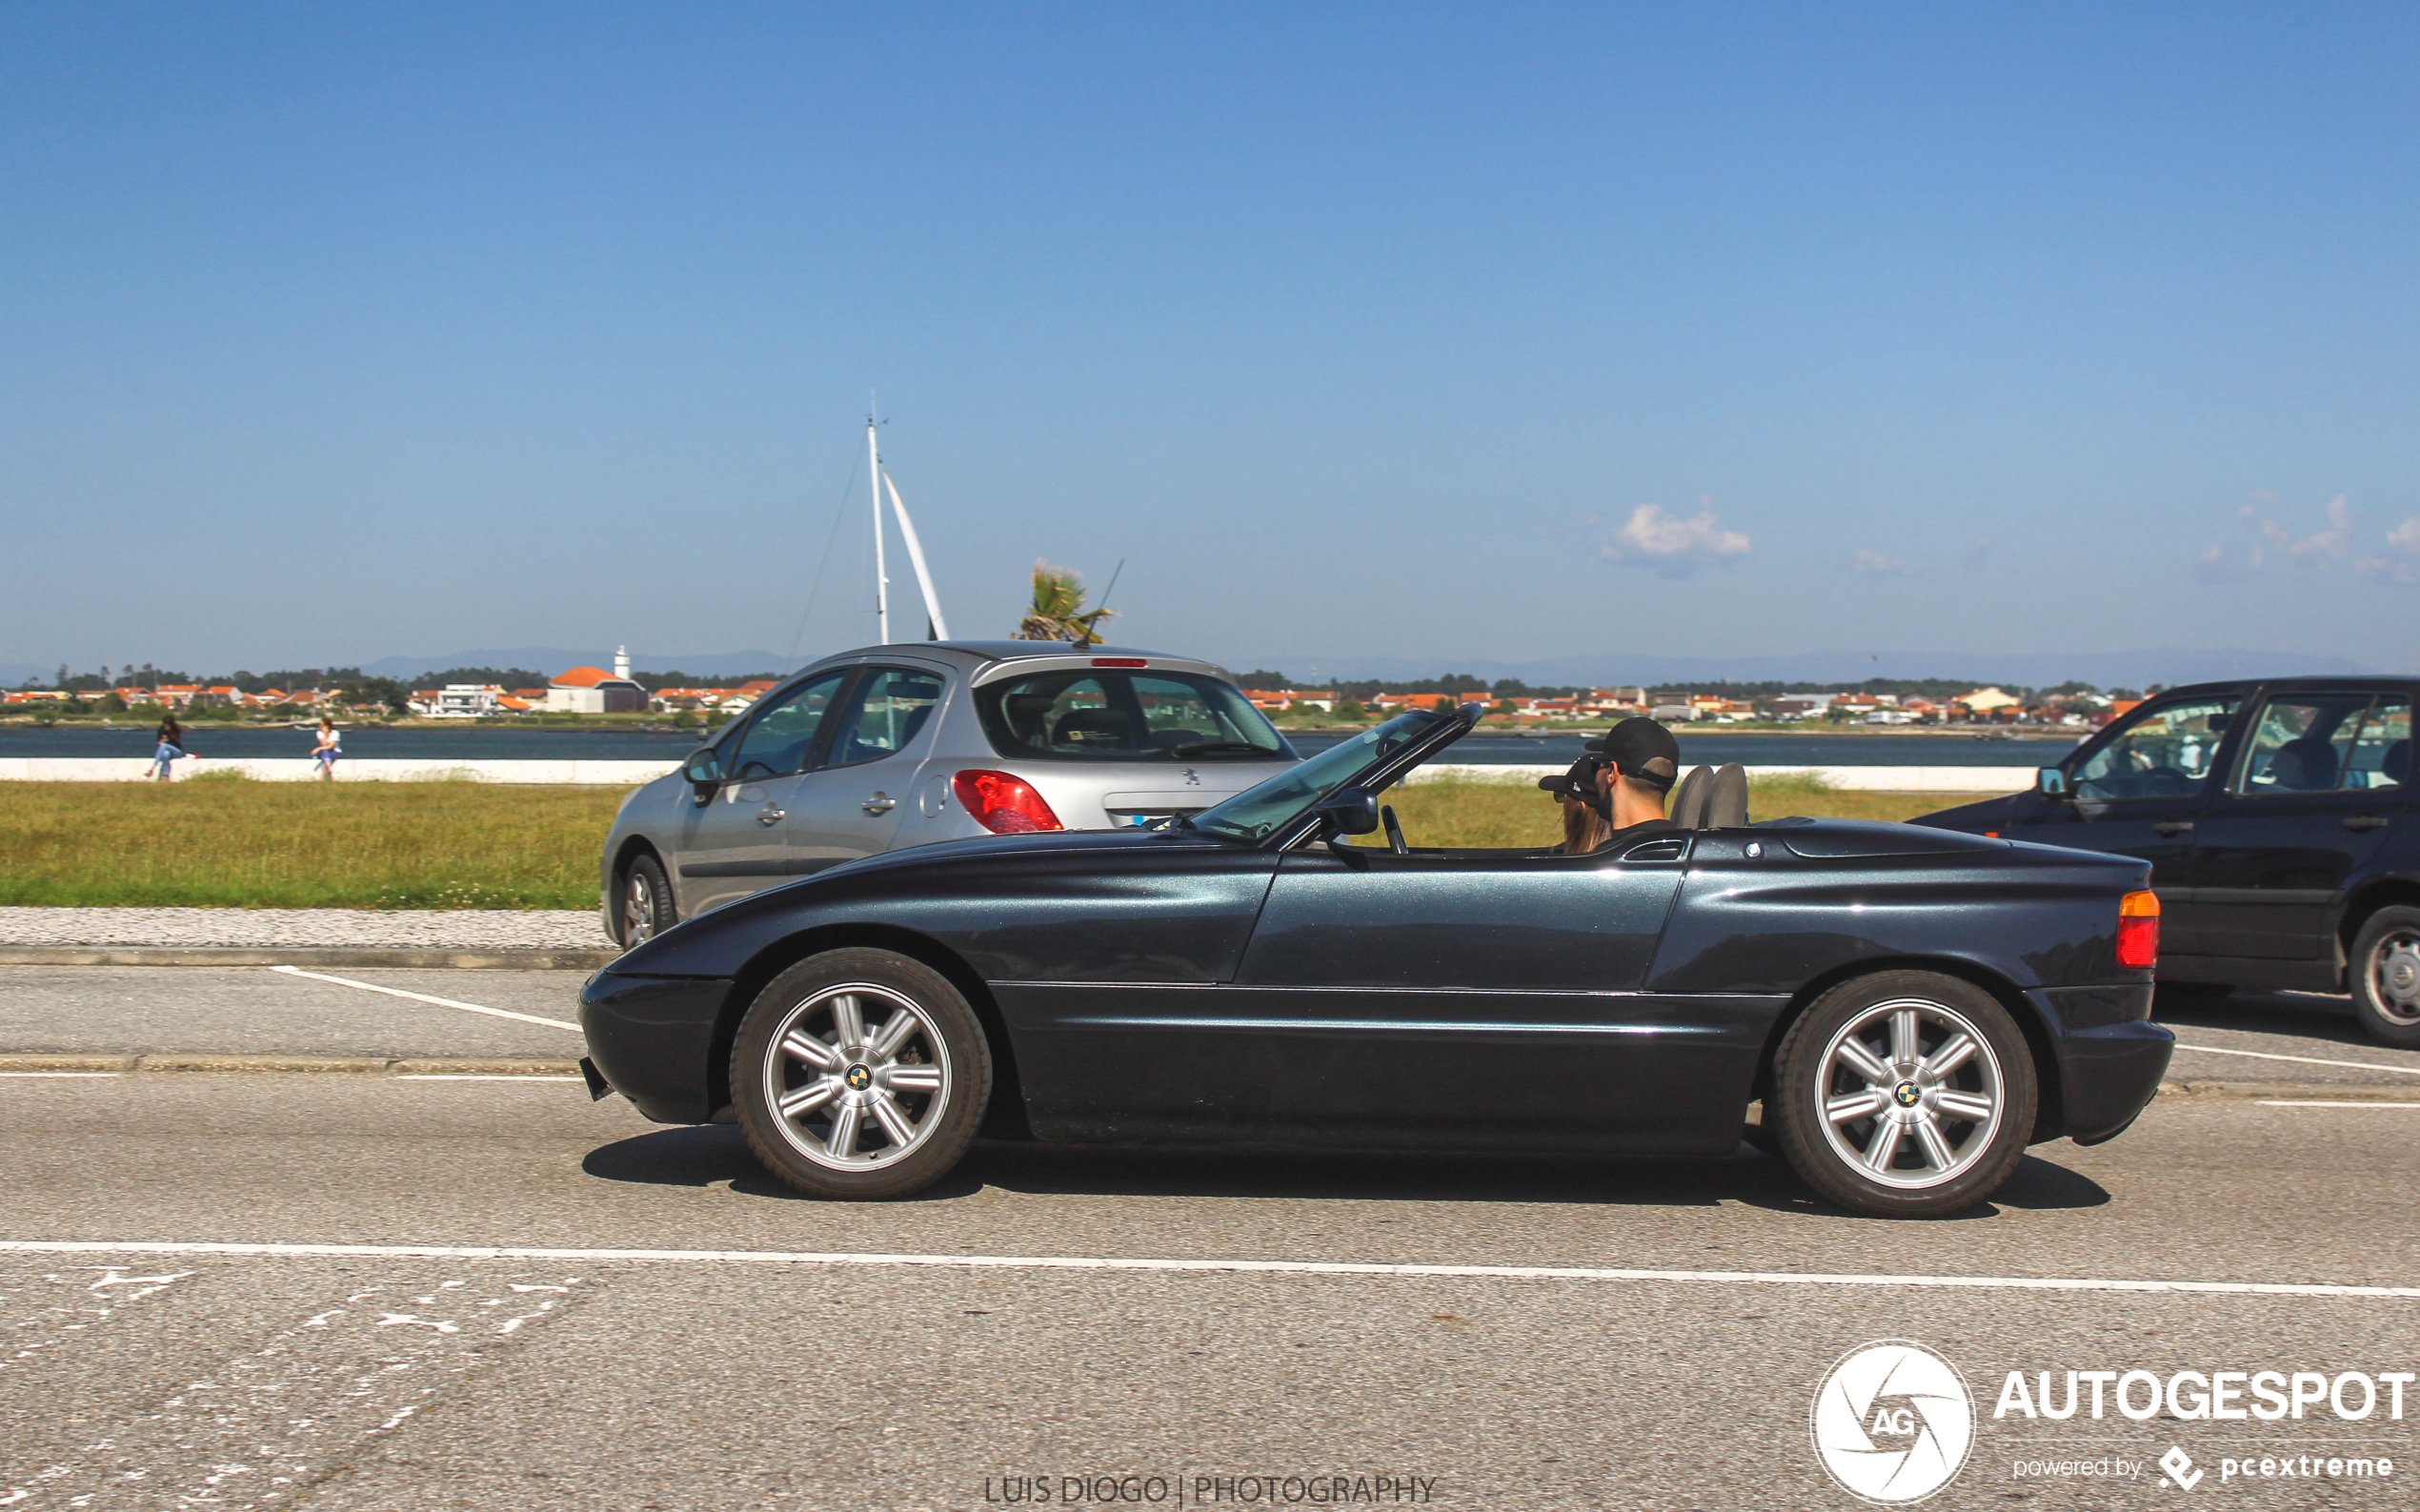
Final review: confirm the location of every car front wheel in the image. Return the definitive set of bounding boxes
[2349,906,2420,1048]
[1771,971,2038,1218]
[732,948,991,1200]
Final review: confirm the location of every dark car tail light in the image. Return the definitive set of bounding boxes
[2117,890,2160,969]
[953,770,1065,835]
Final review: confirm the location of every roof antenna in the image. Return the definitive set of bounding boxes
[1094,558,1125,623]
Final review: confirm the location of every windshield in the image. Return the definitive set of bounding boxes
[1190,712,1442,843]
[974,669,1293,763]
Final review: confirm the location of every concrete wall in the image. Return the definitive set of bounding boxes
[1409,763,2032,793]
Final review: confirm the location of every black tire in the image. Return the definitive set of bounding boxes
[732,948,991,1200]
[1770,971,2039,1219]
[617,854,676,946]
[2349,905,2420,1049]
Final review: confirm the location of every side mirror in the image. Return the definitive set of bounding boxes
[683,748,725,803]
[2035,766,2069,798]
[1312,785,1381,836]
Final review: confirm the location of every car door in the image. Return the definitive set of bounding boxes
[2190,690,2411,970]
[1120,829,1697,1150]
[668,671,846,913]
[2019,690,2243,957]
[785,663,948,873]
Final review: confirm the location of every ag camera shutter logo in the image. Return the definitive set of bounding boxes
[1812,1341,1975,1503]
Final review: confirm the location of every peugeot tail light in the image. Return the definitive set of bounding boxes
[953,770,1065,835]
[2116,890,2160,970]
[1091,657,1146,668]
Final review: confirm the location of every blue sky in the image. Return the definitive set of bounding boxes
[5,4,2417,679]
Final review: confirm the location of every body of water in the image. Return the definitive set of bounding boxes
[1,723,2086,768]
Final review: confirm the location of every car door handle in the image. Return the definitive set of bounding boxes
[756,806,785,826]
[2344,814,2390,832]
[2153,820,2194,836]
[862,794,897,815]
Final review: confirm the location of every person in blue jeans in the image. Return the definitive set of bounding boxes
[311,717,341,780]
[149,714,187,781]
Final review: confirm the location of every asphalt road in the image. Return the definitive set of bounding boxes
[7,1059,2420,1509]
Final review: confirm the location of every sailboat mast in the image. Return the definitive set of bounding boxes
[867,410,890,644]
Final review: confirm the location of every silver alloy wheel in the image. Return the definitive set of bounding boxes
[622,872,658,944]
[2371,929,2420,1027]
[760,982,953,1172]
[1815,997,2005,1191]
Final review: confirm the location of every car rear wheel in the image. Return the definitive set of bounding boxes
[732,948,991,1200]
[618,855,676,946]
[2349,906,2420,1048]
[1771,971,2038,1218]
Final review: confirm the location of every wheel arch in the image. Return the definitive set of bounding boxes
[709,923,1029,1139]
[607,835,675,942]
[2339,877,2420,961]
[1749,954,2065,1144]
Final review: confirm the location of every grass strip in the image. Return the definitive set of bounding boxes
[0,774,1994,908]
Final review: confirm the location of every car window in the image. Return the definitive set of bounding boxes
[973,669,1287,762]
[1192,712,1441,843]
[2070,694,2239,801]
[2233,694,2372,796]
[2343,696,2410,792]
[826,667,944,768]
[730,673,845,779]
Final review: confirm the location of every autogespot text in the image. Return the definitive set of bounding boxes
[1994,1368,2415,1421]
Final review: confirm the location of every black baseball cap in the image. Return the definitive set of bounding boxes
[1536,753,1606,800]
[1583,716,1680,792]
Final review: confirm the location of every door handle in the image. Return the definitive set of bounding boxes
[862,794,897,815]
[2344,814,2390,832]
[756,806,785,826]
[2153,820,2194,836]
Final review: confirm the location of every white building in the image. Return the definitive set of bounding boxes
[435,684,506,717]
[547,646,648,714]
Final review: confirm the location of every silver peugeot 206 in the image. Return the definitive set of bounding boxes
[600,641,1301,944]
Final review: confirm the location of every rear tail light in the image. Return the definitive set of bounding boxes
[953,770,1065,835]
[1091,657,1146,668]
[2116,889,2160,969]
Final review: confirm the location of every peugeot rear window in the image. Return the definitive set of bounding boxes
[973,670,1293,762]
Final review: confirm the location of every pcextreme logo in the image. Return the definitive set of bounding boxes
[1812,1341,1976,1504]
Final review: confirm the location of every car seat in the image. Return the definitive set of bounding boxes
[1701,763,1749,828]
[2383,739,2410,787]
[1668,766,1711,829]
[2263,736,2339,792]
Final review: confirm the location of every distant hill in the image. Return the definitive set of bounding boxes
[357,648,797,681]
[1224,647,2386,691]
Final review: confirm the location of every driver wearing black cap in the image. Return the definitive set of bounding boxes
[1536,716,1680,852]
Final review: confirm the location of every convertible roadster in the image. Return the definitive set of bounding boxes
[580,704,2172,1217]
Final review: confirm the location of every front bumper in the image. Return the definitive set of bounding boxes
[577,970,734,1124]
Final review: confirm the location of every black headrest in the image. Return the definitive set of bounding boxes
[2383,738,2410,786]
[2265,736,2338,792]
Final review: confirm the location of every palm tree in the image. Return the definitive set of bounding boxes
[1015,560,1117,645]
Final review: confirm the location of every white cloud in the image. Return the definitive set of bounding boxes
[2200,494,2363,581]
[2355,514,2420,585]
[1597,501,1751,579]
[1851,549,1910,575]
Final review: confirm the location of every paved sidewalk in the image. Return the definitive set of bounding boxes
[0,907,607,950]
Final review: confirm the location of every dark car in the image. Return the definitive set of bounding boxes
[1916,678,2417,1045]
[581,704,2171,1218]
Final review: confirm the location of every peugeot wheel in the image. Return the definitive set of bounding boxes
[732,948,991,1200]
[2350,906,2420,1049]
[1771,971,2038,1218]
[619,855,676,946]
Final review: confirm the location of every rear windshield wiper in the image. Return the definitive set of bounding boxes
[1168,740,1271,757]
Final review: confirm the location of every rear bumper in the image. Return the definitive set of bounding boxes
[577,970,733,1124]
[2051,1018,2173,1145]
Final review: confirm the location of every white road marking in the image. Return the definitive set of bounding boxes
[1,1240,2414,1300]
[2166,1038,2420,1077]
[0,1072,120,1079]
[268,965,581,1032]
[393,1074,582,1081]
[2256,1099,2420,1109]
